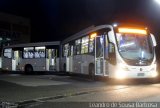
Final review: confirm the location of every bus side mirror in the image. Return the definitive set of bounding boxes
[150,34,157,47]
[108,43,116,65]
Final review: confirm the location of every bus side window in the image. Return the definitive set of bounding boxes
[68,45,71,56]
[104,28,111,60]
[81,36,89,54]
[105,34,109,60]
[62,46,65,57]
[29,52,34,58]
[19,51,22,58]
[75,39,81,55]
[73,45,76,55]
[23,47,34,59]
[108,43,116,65]
[89,36,94,53]
[3,48,12,58]
[70,45,74,56]
[63,43,69,57]
[96,35,104,58]
[23,51,28,58]
[52,49,55,57]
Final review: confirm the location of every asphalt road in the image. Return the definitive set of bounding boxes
[0,74,160,108]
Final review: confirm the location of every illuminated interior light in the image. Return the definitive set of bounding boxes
[118,28,147,35]
[24,47,34,50]
[90,33,97,39]
[35,46,46,50]
[113,23,118,27]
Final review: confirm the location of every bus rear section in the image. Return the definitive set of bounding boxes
[2,41,60,73]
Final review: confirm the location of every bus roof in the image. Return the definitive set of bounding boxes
[3,41,60,48]
[61,24,113,44]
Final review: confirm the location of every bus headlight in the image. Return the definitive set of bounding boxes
[115,64,129,79]
[151,70,158,77]
[115,70,126,79]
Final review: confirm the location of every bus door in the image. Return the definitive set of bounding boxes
[69,45,73,72]
[46,49,56,71]
[63,44,70,72]
[12,50,20,71]
[66,56,69,72]
[95,35,104,76]
[104,34,109,76]
[2,48,12,71]
[66,45,73,72]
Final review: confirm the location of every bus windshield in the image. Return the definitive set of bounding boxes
[116,33,153,61]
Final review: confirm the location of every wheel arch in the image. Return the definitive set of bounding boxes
[24,64,33,71]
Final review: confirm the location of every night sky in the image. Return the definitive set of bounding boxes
[0,0,160,43]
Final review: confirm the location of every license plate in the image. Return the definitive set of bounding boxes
[137,73,144,76]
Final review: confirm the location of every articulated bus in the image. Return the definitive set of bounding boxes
[61,24,158,79]
[2,41,60,73]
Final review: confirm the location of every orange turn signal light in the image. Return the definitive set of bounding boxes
[118,28,147,35]
[90,33,97,39]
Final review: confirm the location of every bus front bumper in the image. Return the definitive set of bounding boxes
[114,69,158,79]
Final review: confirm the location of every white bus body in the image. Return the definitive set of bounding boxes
[61,24,157,79]
[2,41,60,73]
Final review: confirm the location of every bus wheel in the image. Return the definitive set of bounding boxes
[25,65,33,74]
[89,64,95,80]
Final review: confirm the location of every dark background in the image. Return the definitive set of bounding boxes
[0,0,160,43]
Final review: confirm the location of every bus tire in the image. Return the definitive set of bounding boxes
[25,64,33,74]
[89,63,95,80]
